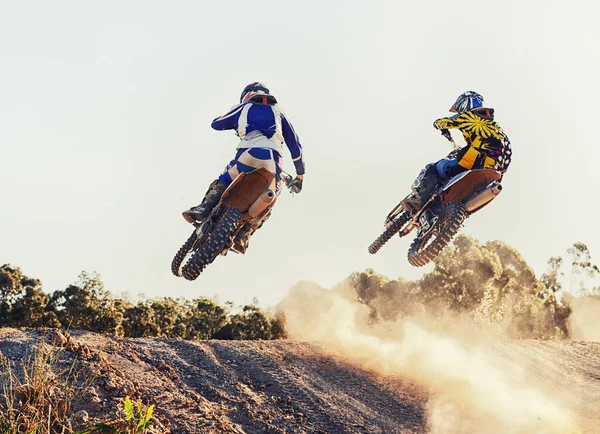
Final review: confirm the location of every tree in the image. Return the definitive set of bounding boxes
[185,298,229,340]
[346,270,419,321]
[346,235,572,339]
[0,265,60,328]
[151,298,188,338]
[568,242,600,295]
[123,302,160,337]
[540,257,563,298]
[48,272,125,335]
[216,304,279,340]
[420,235,504,312]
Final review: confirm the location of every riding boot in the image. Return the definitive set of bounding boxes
[234,209,272,253]
[182,179,228,224]
[401,165,440,216]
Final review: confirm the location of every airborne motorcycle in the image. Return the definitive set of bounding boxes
[368,135,503,267]
[172,169,294,280]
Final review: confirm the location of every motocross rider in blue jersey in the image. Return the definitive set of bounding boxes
[182,82,305,248]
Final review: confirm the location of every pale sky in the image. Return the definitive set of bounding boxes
[1,0,599,307]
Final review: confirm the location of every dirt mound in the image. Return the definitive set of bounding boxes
[1,328,599,433]
[0,328,427,433]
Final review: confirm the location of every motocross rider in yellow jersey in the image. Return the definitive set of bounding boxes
[402,91,512,216]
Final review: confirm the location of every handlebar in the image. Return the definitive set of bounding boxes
[440,129,459,151]
[280,171,297,194]
[281,171,293,187]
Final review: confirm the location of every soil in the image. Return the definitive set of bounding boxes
[0,328,599,433]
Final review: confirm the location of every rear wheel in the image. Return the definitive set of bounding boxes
[407,202,466,267]
[368,211,411,254]
[181,208,242,281]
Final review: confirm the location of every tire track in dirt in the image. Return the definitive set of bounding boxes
[1,328,599,433]
[165,340,426,433]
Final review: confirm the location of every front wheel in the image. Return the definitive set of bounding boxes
[368,211,412,254]
[171,230,198,277]
[407,202,467,267]
[181,208,242,281]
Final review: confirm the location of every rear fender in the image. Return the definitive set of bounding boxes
[387,169,500,232]
[194,170,275,241]
[439,169,502,205]
[410,169,501,224]
[195,172,250,230]
[222,168,276,213]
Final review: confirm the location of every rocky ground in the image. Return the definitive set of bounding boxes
[0,328,599,433]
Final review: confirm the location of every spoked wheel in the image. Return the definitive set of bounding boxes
[181,208,242,281]
[368,211,412,254]
[171,230,198,277]
[407,202,467,267]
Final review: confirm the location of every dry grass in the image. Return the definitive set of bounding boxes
[0,336,91,434]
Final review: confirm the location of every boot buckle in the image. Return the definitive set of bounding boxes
[417,210,438,238]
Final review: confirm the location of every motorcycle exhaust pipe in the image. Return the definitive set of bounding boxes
[465,183,503,212]
[248,189,276,218]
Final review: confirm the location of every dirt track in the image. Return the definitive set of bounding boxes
[0,328,599,433]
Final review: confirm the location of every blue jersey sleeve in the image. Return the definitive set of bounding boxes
[281,112,305,175]
[211,104,245,131]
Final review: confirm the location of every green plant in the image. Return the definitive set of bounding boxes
[78,397,154,434]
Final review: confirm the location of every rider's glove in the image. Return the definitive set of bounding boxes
[289,177,303,194]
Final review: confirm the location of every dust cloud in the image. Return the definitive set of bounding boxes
[277,281,581,434]
[569,296,600,341]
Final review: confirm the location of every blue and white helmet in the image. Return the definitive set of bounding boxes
[240,82,270,103]
[450,91,484,113]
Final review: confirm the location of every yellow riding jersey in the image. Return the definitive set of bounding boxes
[434,108,511,173]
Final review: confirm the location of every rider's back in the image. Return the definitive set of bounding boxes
[239,102,285,146]
[211,95,288,153]
[435,106,512,174]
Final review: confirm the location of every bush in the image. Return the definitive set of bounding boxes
[347,235,575,339]
[0,266,285,341]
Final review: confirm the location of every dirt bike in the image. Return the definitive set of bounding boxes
[172,169,295,281]
[368,132,503,267]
